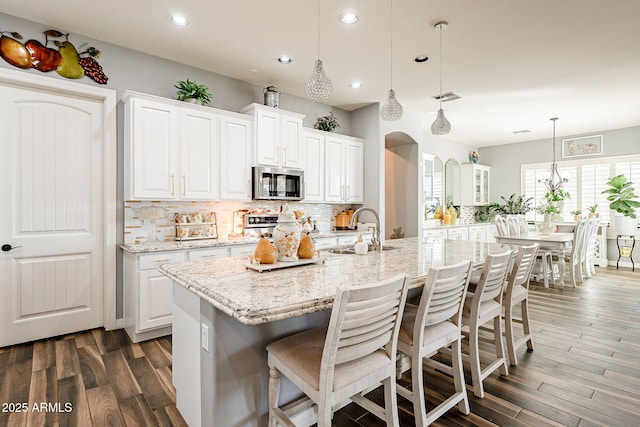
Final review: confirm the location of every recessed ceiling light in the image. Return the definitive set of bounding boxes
[278,56,292,64]
[169,15,188,26]
[340,13,359,24]
[414,55,429,63]
[349,82,362,89]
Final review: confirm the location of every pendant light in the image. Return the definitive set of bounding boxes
[539,117,568,193]
[305,0,332,100]
[381,0,403,120]
[431,21,451,135]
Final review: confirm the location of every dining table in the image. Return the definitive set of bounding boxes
[495,232,574,288]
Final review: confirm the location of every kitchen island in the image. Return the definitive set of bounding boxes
[159,237,516,427]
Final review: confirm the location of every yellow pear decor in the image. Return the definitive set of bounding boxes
[254,237,277,264]
[449,206,458,225]
[297,234,316,259]
[443,209,452,225]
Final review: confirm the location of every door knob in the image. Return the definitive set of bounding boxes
[2,244,21,252]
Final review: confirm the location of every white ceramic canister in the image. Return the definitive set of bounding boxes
[272,205,301,261]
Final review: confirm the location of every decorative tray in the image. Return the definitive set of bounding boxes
[245,253,326,273]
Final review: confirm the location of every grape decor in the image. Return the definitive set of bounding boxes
[78,57,108,84]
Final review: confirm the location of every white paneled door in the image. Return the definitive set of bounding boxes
[0,83,105,347]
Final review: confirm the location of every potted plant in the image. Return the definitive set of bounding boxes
[587,204,599,219]
[570,209,582,222]
[602,174,640,236]
[174,79,212,105]
[499,193,534,215]
[314,112,340,132]
[544,189,570,221]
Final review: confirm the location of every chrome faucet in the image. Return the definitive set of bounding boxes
[348,207,381,251]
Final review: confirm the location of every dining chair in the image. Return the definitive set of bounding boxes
[266,274,409,427]
[504,243,539,366]
[582,218,600,279]
[396,260,472,427]
[494,215,509,237]
[552,219,588,287]
[461,250,513,398]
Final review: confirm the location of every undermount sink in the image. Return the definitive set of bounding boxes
[328,244,399,254]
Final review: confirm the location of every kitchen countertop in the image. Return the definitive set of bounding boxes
[121,230,366,253]
[158,237,516,325]
[422,221,496,229]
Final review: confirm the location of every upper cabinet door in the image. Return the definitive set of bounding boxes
[240,104,304,169]
[127,97,179,200]
[219,113,252,201]
[344,141,363,203]
[281,114,303,168]
[302,131,324,202]
[180,109,219,200]
[324,136,346,203]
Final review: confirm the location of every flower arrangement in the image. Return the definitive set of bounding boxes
[499,193,534,215]
[174,79,212,105]
[536,203,560,216]
[314,112,340,132]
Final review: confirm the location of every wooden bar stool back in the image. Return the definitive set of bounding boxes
[266,274,409,427]
[396,260,473,427]
[504,243,539,366]
[461,250,513,398]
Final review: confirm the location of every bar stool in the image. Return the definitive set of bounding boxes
[504,243,539,365]
[461,250,513,398]
[266,274,409,427]
[396,260,473,426]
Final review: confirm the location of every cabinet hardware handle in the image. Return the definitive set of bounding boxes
[276,146,280,164]
[154,258,171,262]
[2,244,21,252]
[200,254,217,258]
[171,174,175,196]
[183,175,186,196]
[283,147,287,165]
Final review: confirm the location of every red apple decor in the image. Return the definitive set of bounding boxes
[25,39,62,72]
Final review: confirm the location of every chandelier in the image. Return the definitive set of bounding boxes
[380,0,403,120]
[305,0,332,100]
[431,21,451,135]
[539,117,568,192]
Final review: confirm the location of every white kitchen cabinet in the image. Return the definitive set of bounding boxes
[461,164,490,206]
[423,228,448,241]
[324,135,364,203]
[240,104,305,169]
[189,247,230,261]
[219,112,252,201]
[313,237,338,249]
[229,244,257,257]
[468,224,488,242]
[124,91,220,201]
[447,227,469,240]
[124,251,186,342]
[302,130,325,202]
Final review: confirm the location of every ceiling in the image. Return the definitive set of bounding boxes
[2,0,640,147]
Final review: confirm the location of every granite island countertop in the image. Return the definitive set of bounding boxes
[158,237,516,325]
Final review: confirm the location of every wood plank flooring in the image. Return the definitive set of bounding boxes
[0,266,638,426]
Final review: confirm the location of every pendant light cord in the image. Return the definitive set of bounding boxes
[316,0,320,59]
[390,0,393,88]
[438,24,443,108]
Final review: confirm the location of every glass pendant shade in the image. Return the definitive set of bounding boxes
[381,89,403,121]
[431,108,451,135]
[305,59,332,100]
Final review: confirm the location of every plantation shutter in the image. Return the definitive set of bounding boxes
[581,163,612,223]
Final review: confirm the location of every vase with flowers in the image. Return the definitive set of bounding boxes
[537,203,560,235]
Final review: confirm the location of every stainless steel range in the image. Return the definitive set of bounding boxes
[243,213,279,238]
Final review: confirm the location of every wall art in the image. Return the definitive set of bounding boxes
[562,134,603,158]
[0,29,108,84]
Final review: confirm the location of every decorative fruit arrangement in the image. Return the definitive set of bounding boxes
[0,28,108,85]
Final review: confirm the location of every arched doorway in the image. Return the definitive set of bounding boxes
[384,131,419,239]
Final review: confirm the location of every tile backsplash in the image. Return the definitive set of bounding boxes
[124,200,354,245]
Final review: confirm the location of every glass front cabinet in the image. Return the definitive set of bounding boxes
[461,164,490,206]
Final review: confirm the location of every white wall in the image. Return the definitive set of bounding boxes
[385,144,419,238]
[479,125,640,203]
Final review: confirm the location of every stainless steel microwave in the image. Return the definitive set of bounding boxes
[252,166,304,201]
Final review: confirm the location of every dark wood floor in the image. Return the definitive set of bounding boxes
[0,266,638,426]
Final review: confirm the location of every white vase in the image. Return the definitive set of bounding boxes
[539,214,555,236]
[272,206,301,261]
[614,215,638,237]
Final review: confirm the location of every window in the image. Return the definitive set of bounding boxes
[522,155,640,223]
